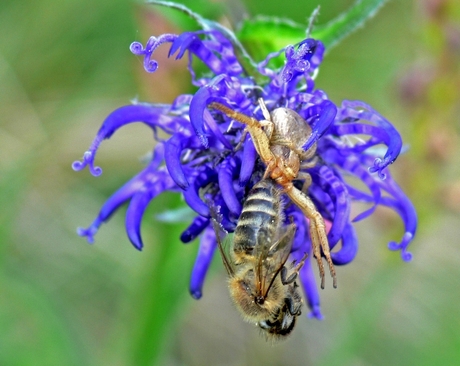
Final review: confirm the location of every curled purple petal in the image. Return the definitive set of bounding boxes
[189,74,230,147]
[378,183,417,262]
[218,156,242,216]
[189,226,217,299]
[388,232,414,262]
[189,84,212,147]
[125,172,176,250]
[125,191,151,250]
[303,100,337,151]
[329,152,381,223]
[72,150,102,176]
[341,164,416,262]
[311,165,350,249]
[381,196,415,262]
[309,39,325,70]
[213,195,236,232]
[97,104,171,137]
[239,136,257,186]
[172,30,243,77]
[181,215,210,243]
[203,109,233,150]
[282,39,317,83]
[72,104,176,177]
[170,32,223,75]
[77,171,152,241]
[130,34,178,73]
[339,100,403,178]
[168,32,197,60]
[331,223,358,265]
[183,167,217,217]
[164,135,200,189]
[76,145,171,244]
[329,123,389,145]
[77,219,101,244]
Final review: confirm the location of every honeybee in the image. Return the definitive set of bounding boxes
[209,99,337,289]
[211,178,307,340]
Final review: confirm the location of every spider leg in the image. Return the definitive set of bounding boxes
[296,171,312,193]
[268,138,303,155]
[299,155,318,170]
[299,144,317,161]
[259,119,274,140]
[258,98,271,120]
[263,157,279,179]
[209,102,275,165]
[284,183,337,289]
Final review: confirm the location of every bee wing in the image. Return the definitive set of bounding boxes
[253,227,272,297]
[255,223,297,298]
[209,202,236,277]
[268,222,297,260]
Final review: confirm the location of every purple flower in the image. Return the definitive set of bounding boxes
[73,29,417,319]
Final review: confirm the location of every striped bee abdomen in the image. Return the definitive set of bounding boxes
[233,179,282,257]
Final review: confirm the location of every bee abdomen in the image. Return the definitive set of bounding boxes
[234,179,282,255]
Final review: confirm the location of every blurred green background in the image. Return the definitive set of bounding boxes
[1,0,459,365]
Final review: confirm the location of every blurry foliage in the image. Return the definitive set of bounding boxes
[1,0,460,365]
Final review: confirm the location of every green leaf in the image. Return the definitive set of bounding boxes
[237,0,390,61]
[237,16,305,63]
[311,0,390,50]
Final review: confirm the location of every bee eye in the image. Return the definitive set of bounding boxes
[240,281,251,294]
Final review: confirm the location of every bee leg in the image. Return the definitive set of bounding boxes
[280,252,308,285]
[280,266,297,285]
[234,129,248,151]
[285,295,302,316]
[284,183,337,289]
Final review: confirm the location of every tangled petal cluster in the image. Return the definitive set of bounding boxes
[73,29,417,319]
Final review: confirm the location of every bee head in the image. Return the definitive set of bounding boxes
[228,269,284,322]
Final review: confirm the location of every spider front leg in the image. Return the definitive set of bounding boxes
[284,183,337,289]
[258,98,271,120]
[296,171,313,194]
[209,102,275,165]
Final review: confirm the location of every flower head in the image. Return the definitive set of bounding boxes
[73,27,417,319]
